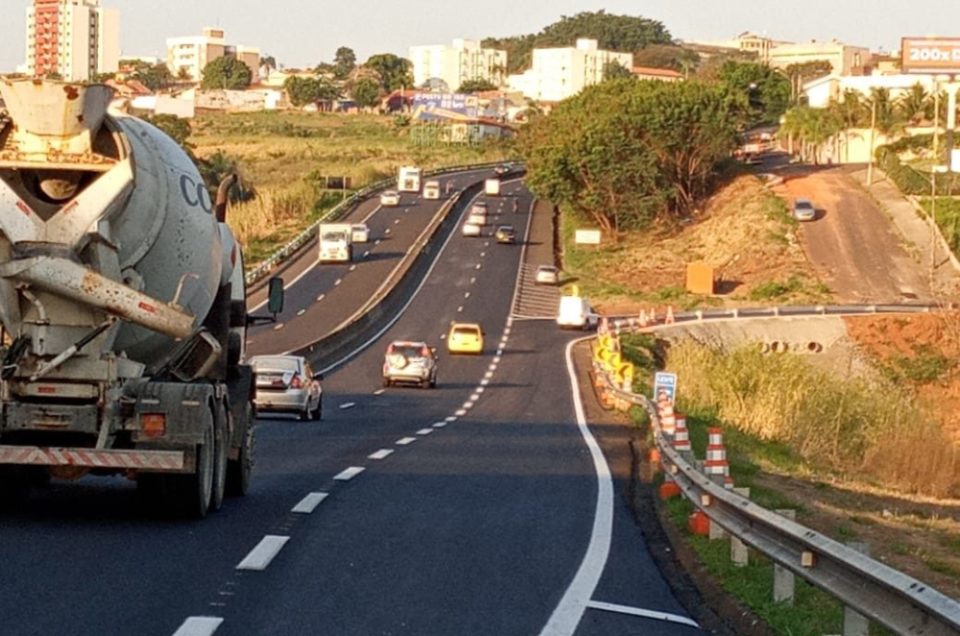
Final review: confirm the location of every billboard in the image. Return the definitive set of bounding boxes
[901,37,960,73]
[412,93,479,122]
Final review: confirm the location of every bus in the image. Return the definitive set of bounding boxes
[398,166,422,193]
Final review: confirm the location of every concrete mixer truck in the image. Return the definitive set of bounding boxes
[0,79,283,517]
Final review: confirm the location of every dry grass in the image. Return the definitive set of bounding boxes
[229,181,318,246]
[667,341,960,497]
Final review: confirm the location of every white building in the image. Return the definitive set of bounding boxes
[769,40,870,76]
[166,28,260,83]
[409,39,507,93]
[803,74,939,109]
[24,0,120,81]
[507,39,633,103]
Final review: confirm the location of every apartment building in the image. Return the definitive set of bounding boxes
[23,0,119,81]
[507,39,633,103]
[769,40,870,76]
[166,28,260,82]
[410,39,507,92]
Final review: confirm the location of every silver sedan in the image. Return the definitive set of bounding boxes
[250,355,322,421]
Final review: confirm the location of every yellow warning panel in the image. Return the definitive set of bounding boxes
[686,262,715,295]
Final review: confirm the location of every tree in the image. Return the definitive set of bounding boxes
[716,60,790,126]
[780,106,842,164]
[261,55,277,70]
[93,72,116,83]
[201,56,253,90]
[829,89,869,161]
[783,61,833,104]
[633,44,699,75]
[284,76,342,107]
[483,11,672,74]
[897,83,932,125]
[334,46,356,80]
[868,87,905,137]
[352,78,381,109]
[519,79,742,235]
[120,60,173,91]
[603,61,633,81]
[365,53,412,91]
[457,78,498,93]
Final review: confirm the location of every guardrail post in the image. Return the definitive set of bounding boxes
[843,542,871,636]
[730,487,751,566]
[773,509,797,605]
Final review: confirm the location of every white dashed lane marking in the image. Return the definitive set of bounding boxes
[273,323,284,331]
[316,294,325,302]
[445,416,457,423]
[396,437,417,446]
[464,292,471,299]
[333,466,365,481]
[484,371,494,379]
[335,279,342,286]
[373,389,385,396]
[455,409,467,416]
[339,402,356,410]
[369,449,394,460]
[480,379,490,387]
[457,306,464,313]
[236,535,290,571]
[349,264,357,272]
[416,428,433,436]
[291,492,328,514]
[363,251,370,258]
[433,421,447,428]
[172,617,224,636]
[296,309,306,317]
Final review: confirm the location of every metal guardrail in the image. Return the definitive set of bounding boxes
[590,304,960,635]
[243,161,515,286]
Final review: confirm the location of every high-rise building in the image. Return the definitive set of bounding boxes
[507,39,633,103]
[166,28,260,83]
[409,39,507,93]
[24,0,120,81]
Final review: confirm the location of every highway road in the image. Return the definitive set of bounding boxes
[0,175,700,635]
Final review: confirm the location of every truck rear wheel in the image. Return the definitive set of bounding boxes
[163,417,214,518]
[227,404,254,497]
[210,403,228,512]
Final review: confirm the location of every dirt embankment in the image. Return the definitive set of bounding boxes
[589,174,824,315]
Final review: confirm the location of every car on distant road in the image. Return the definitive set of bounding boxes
[382,341,437,388]
[251,355,322,420]
[535,265,561,285]
[793,198,816,221]
[494,163,511,176]
[351,223,370,243]
[380,190,400,207]
[447,322,484,354]
[462,222,482,237]
[495,225,516,244]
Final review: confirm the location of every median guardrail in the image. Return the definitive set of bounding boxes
[244,161,517,287]
[587,304,960,635]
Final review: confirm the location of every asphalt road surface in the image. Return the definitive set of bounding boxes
[0,178,700,636]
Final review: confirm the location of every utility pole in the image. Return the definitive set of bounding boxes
[932,78,940,288]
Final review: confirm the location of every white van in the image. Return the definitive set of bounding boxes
[423,180,441,200]
[557,295,598,330]
[351,223,370,243]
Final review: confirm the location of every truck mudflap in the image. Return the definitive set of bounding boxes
[0,445,189,472]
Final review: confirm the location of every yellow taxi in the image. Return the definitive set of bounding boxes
[447,322,484,354]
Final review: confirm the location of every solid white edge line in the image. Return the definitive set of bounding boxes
[291,492,329,514]
[333,466,365,481]
[538,336,614,636]
[316,184,501,376]
[369,449,394,460]
[171,616,224,636]
[236,535,291,571]
[584,601,699,629]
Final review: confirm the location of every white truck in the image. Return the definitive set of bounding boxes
[484,178,501,196]
[318,223,354,263]
[423,180,441,200]
[398,166,422,193]
[0,79,282,517]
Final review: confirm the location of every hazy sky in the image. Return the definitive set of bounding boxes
[4,1,960,72]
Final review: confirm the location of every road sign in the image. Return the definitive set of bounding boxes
[901,37,960,74]
[575,229,601,245]
[654,371,677,406]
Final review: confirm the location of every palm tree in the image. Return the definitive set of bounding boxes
[829,89,869,162]
[868,87,905,139]
[897,83,931,126]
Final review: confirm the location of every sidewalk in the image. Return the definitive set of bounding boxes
[848,167,960,299]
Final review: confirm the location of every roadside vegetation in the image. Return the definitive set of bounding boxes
[617,330,960,623]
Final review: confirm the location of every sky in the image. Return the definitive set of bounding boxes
[4,0,960,72]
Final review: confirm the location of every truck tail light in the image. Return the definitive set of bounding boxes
[142,413,166,438]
